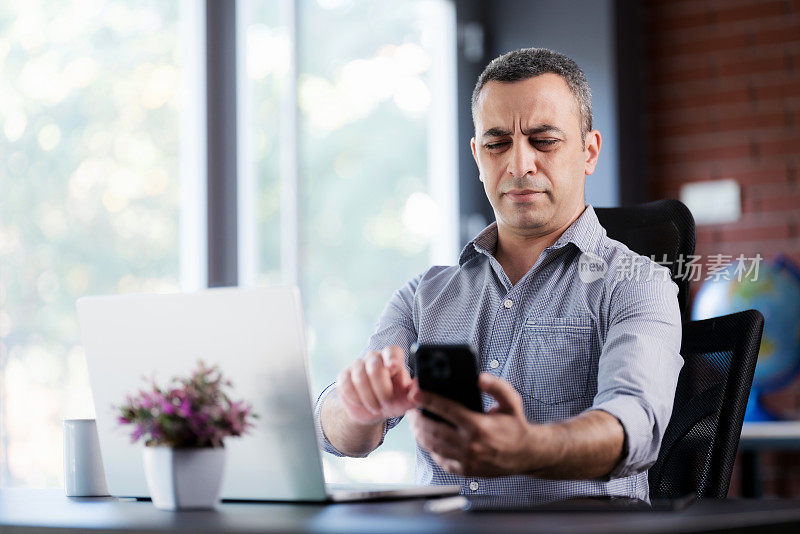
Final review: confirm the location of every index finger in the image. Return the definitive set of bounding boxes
[381,345,407,373]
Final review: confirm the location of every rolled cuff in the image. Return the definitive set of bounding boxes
[589,395,657,480]
[312,382,403,458]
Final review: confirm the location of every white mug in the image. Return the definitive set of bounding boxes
[63,419,109,497]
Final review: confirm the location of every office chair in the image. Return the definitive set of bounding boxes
[648,309,764,499]
[594,201,761,498]
[594,199,696,320]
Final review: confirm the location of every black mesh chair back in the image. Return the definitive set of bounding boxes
[594,199,696,320]
[648,310,764,499]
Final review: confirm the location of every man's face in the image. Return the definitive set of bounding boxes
[470,73,600,237]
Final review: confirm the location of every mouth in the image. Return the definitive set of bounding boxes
[505,189,548,201]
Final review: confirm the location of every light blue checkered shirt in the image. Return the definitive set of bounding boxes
[314,205,683,502]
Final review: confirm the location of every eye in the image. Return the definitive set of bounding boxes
[531,139,558,150]
[484,141,510,151]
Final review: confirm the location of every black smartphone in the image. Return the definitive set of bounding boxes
[411,343,483,426]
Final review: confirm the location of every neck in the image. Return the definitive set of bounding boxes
[495,204,586,285]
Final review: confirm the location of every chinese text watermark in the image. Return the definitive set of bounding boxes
[578,253,763,283]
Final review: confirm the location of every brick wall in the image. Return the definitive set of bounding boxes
[642,0,800,497]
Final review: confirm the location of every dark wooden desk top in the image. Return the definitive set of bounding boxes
[3,489,800,533]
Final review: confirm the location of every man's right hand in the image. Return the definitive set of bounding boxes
[335,345,416,426]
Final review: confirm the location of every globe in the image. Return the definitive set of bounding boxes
[692,256,800,421]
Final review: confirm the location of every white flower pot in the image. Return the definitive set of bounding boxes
[142,446,226,510]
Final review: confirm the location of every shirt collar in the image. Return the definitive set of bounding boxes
[458,204,604,266]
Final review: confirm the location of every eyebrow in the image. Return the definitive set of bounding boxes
[482,124,567,139]
[524,124,567,137]
[482,127,512,138]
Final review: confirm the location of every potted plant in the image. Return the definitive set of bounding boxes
[116,361,256,510]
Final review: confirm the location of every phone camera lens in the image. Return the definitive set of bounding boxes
[429,351,450,379]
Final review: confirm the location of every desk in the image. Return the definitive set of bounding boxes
[739,421,800,498]
[3,489,800,533]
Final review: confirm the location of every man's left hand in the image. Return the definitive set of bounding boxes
[407,372,538,477]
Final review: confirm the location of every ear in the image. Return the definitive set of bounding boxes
[471,137,483,182]
[584,130,601,176]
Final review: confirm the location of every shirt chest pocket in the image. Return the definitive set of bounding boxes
[511,316,595,405]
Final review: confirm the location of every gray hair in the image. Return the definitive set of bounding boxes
[471,48,593,137]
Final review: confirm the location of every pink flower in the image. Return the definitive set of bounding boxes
[116,361,256,447]
[161,399,175,415]
[178,398,192,418]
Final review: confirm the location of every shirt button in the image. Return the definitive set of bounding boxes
[503,299,513,308]
[469,481,479,491]
[489,359,499,369]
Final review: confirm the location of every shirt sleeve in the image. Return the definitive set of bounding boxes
[588,262,683,479]
[312,272,423,457]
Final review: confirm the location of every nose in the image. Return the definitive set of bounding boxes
[506,142,537,178]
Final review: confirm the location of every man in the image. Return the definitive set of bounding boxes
[314,48,682,502]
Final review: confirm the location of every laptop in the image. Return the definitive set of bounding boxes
[76,286,459,502]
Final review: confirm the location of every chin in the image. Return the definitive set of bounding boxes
[504,213,550,230]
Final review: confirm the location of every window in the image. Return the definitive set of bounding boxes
[0,0,204,487]
[240,0,457,484]
[1,0,456,488]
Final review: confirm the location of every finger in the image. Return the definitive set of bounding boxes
[404,378,419,400]
[390,365,412,390]
[363,352,394,409]
[377,346,412,409]
[349,361,381,415]
[414,389,479,432]
[416,412,464,454]
[409,411,464,459]
[335,370,361,408]
[382,346,413,390]
[388,379,416,414]
[390,365,416,397]
[336,378,378,423]
[381,345,407,375]
[412,407,463,442]
[377,380,415,421]
[478,373,522,414]
[338,387,371,417]
[390,369,414,404]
